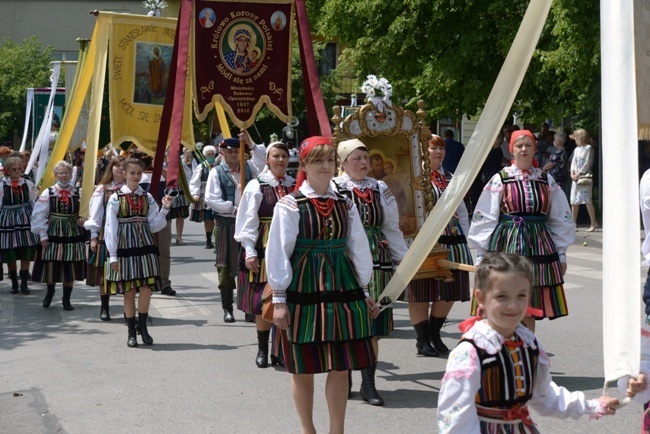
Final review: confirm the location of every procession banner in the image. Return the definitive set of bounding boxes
[192,0,294,128]
[109,14,194,156]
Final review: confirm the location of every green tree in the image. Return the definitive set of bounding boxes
[314,0,600,132]
[0,36,54,143]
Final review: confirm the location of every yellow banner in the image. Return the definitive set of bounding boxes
[109,14,194,155]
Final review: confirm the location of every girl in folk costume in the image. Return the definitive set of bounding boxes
[402,135,473,357]
[104,158,172,347]
[169,148,192,245]
[0,157,39,294]
[31,161,86,310]
[189,145,218,249]
[267,137,379,434]
[468,130,574,331]
[234,141,295,368]
[84,156,125,321]
[331,138,408,406]
[438,252,618,433]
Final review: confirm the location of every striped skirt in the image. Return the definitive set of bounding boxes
[86,241,107,287]
[32,214,86,283]
[0,203,39,257]
[214,215,238,276]
[279,239,375,374]
[470,215,567,319]
[104,219,161,294]
[189,197,213,222]
[237,274,265,315]
[406,270,471,302]
[169,191,190,219]
[366,226,394,337]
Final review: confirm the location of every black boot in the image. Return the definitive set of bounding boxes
[42,284,56,308]
[270,354,285,368]
[100,295,111,321]
[62,286,74,311]
[360,363,384,406]
[220,288,236,323]
[429,316,450,353]
[205,232,214,249]
[414,320,438,357]
[348,370,353,399]
[19,270,30,294]
[126,317,138,347]
[256,330,270,368]
[9,270,18,293]
[138,312,154,345]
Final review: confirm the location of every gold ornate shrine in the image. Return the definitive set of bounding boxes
[332,98,455,281]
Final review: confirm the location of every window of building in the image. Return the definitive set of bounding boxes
[318,43,337,76]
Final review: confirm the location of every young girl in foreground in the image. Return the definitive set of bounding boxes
[104,158,172,347]
[438,252,618,433]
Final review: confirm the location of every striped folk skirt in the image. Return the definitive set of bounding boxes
[470,215,568,319]
[278,239,375,374]
[169,191,190,219]
[366,226,394,337]
[189,197,213,222]
[214,215,238,277]
[86,240,107,287]
[31,214,86,283]
[104,219,161,294]
[0,203,39,263]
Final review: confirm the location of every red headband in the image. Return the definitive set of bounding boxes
[294,136,334,190]
[509,130,537,155]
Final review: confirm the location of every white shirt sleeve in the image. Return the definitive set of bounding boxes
[105,193,119,262]
[234,179,263,258]
[248,144,267,176]
[378,181,408,261]
[205,166,235,215]
[528,341,604,418]
[27,180,38,203]
[437,341,482,434]
[146,193,169,233]
[346,201,373,286]
[544,174,575,256]
[84,185,105,238]
[189,165,203,197]
[265,196,299,301]
[640,170,650,266]
[31,188,51,240]
[468,174,503,258]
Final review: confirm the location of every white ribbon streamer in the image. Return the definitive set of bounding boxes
[19,88,34,152]
[379,0,553,302]
[601,0,640,383]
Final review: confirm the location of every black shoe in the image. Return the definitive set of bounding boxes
[223,309,236,323]
[9,271,19,293]
[270,354,285,368]
[100,295,111,321]
[414,320,439,357]
[360,363,384,406]
[429,316,450,353]
[42,284,56,308]
[62,286,74,311]
[126,317,138,348]
[160,286,176,296]
[245,313,256,323]
[19,270,30,294]
[138,312,154,345]
[256,330,270,368]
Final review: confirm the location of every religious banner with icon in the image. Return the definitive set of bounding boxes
[192,0,294,128]
[109,13,194,155]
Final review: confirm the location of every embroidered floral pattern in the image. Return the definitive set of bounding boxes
[472,210,484,222]
[438,404,463,433]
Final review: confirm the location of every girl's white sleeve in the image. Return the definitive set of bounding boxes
[234,180,263,258]
[265,197,299,302]
[544,174,575,256]
[146,193,169,233]
[437,341,482,434]
[189,165,203,196]
[31,189,51,240]
[105,193,119,262]
[468,174,503,262]
[378,181,408,261]
[346,201,373,286]
[84,185,105,238]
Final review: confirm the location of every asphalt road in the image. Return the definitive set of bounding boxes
[0,223,644,433]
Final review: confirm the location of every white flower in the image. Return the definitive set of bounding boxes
[367,88,376,97]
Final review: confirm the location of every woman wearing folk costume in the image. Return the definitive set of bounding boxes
[437,253,617,433]
[267,136,379,434]
[331,138,408,406]
[189,145,218,249]
[169,148,193,245]
[0,157,39,294]
[84,156,125,321]
[402,135,473,357]
[234,141,295,368]
[104,158,172,347]
[31,161,86,311]
[205,132,266,323]
[468,130,574,331]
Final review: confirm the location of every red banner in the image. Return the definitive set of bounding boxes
[192,0,293,128]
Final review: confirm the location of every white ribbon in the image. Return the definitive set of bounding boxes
[379,0,553,303]
[19,88,34,152]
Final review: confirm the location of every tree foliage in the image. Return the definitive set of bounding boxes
[0,36,54,143]
[313,0,600,131]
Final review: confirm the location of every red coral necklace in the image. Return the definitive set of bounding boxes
[309,197,335,218]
